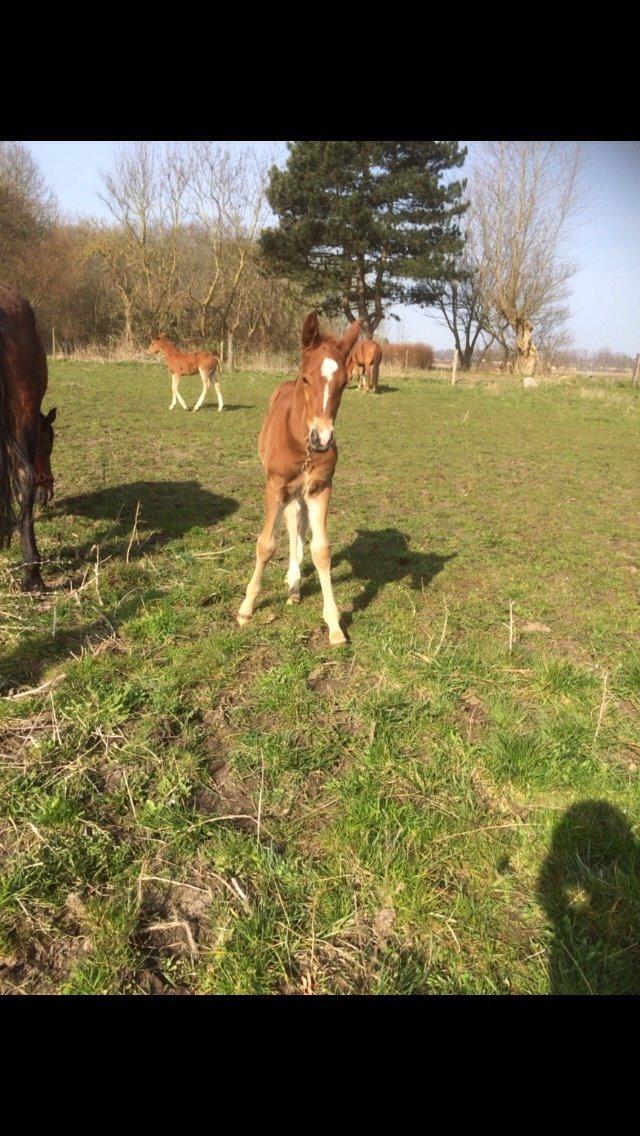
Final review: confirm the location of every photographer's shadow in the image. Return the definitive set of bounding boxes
[538,800,640,994]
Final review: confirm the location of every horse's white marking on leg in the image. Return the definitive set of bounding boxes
[170,374,179,410]
[215,381,224,412]
[306,490,345,645]
[194,368,210,412]
[284,498,305,603]
[173,376,188,410]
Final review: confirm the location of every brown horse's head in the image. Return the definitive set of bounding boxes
[146,337,167,356]
[34,407,56,504]
[299,313,360,452]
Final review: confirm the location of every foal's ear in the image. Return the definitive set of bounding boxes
[301,312,321,350]
[45,407,57,424]
[337,320,361,361]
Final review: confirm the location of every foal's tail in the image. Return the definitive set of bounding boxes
[0,358,17,548]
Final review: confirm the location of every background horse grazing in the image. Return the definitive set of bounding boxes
[348,339,383,391]
[0,283,56,592]
[238,312,360,646]
[147,336,223,412]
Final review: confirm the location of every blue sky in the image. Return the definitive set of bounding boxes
[23,140,640,354]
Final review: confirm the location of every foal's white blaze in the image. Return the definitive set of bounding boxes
[321,357,339,412]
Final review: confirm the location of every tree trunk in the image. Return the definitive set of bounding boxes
[459,345,474,371]
[227,331,234,372]
[514,318,538,374]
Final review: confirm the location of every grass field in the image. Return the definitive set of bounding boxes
[1,361,639,995]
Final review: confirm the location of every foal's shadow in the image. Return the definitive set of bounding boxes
[58,480,238,562]
[538,800,640,994]
[198,403,253,413]
[304,527,456,628]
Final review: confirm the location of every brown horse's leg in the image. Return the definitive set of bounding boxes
[171,373,188,410]
[238,483,283,625]
[305,486,346,646]
[19,505,45,592]
[284,496,307,604]
[15,452,45,592]
[194,368,211,412]
[213,373,224,412]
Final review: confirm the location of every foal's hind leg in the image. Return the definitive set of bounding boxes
[284,497,308,604]
[238,485,283,625]
[214,373,224,412]
[194,368,211,412]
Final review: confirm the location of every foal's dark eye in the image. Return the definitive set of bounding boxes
[302,376,309,385]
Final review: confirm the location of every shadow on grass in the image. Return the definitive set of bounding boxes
[315,528,456,629]
[0,591,164,695]
[345,385,399,395]
[538,800,640,994]
[198,403,253,413]
[59,480,238,561]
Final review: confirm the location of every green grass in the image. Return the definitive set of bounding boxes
[1,362,639,994]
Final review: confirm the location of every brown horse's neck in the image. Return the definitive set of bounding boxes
[283,379,313,462]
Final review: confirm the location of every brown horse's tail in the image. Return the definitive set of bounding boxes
[0,356,17,548]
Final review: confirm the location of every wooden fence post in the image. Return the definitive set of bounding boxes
[451,348,458,385]
[51,324,56,361]
[632,353,640,388]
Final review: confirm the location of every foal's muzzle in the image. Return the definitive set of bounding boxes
[309,428,334,452]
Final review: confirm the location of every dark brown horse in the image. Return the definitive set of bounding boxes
[0,283,56,591]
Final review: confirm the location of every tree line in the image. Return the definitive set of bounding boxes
[1,139,616,373]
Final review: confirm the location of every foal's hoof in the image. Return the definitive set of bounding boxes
[329,629,348,647]
[237,612,251,627]
[218,406,224,413]
[287,592,301,605]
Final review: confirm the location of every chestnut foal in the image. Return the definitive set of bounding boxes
[238,313,361,646]
[348,339,383,392]
[146,337,223,412]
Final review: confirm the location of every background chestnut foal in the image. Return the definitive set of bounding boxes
[238,313,361,645]
[147,337,223,412]
[348,339,383,391]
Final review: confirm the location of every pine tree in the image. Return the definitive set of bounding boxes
[261,141,467,337]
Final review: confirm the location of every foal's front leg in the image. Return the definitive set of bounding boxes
[237,484,283,625]
[305,486,346,646]
[19,491,45,592]
[170,374,188,411]
[284,497,308,604]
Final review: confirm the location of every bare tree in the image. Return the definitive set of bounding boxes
[183,143,271,346]
[97,142,188,343]
[472,142,582,373]
[432,217,495,371]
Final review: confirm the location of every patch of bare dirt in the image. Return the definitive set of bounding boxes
[459,688,487,741]
[602,749,639,774]
[135,879,213,980]
[0,916,91,995]
[470,766,529,821]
